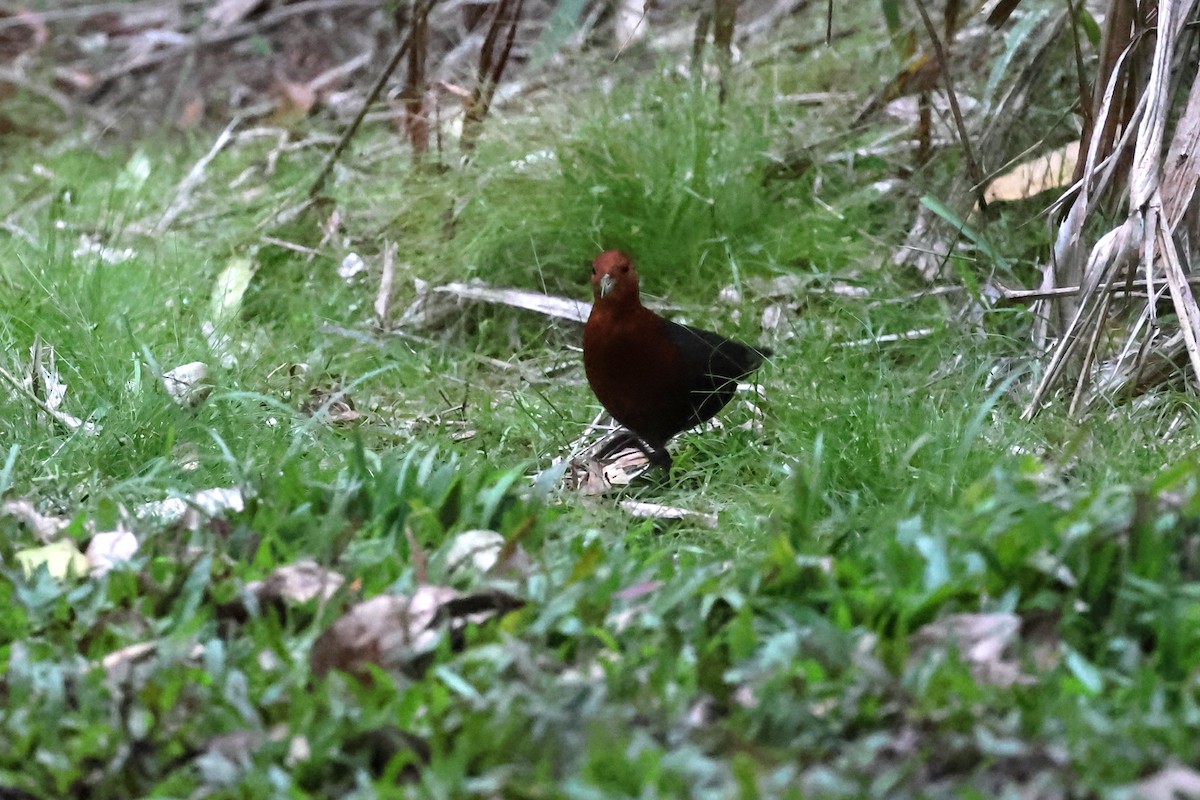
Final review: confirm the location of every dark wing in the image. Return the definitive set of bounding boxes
[660,319,770,427]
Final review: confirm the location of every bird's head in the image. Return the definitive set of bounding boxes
[591,250,640,306]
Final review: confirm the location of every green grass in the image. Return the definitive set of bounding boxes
[4,14,1200,798]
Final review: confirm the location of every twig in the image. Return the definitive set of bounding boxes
[401,0,432,156]
[85,0,380,101]
[0,365,97,436]
[0,67,71,117]
[835,329,935,348]
[156,117,240,233]
[713,0,738,102]
[461,0,526,155]
[998,276,1200,303]
[1068,287,1113,417]
[374,241,398,326]
[0,220,38,247]
[0,2,158,28]
[308,4,428,198]
[911,0,987,210]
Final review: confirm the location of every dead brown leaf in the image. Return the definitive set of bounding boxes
[0,8,48,63]
[302,385,362,424]
[309,587,524,680]
[909,612,1035,688]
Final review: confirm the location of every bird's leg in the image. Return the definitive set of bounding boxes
[593,429,644,461]
[645,445,673,474]
[593,429,673,475]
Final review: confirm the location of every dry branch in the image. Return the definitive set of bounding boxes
[461,0,526,155]
[308,1,432,198]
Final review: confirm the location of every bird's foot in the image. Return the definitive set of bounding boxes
[593,429,672,477]
[645,446,673,475]
[593,429,643,462]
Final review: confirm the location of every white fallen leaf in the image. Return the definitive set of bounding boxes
[200,320,238,369]
[337,253,367,281]
[310,587,524,678]
[2,499,68,542]
[446,530,505,574]
[618,500,719,529]
[86,529,139,575]
[29,340,67,413]
[761,304,784,332]
[247,559,344,605]
[138,487,245,530]
[445,530,531,578]
[614,0,648,50]
[1129,764,1200,800]
[162,361,210,406]
[205,0,262,29]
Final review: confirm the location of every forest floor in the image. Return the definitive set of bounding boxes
[2,2,1200,797]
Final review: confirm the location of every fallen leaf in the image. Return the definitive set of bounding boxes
[177,94,206,129]
[1128,764,1200,800]
[614,0,648,50]
[310,587,524,679]
[85,529,139,575]
[984,141,1080,204]
[338,253,367,281]
[2,499,68,542]
[137,487,245,530]
[162,361,211,407]
[209,257,256,328]
[564,425,653,495]
[618,500,719,529]
[446,529,531,578]
[116,150,152,194]
[909,612,1033,687]
[247,560,345,605]
[204,0,264,30]
[302,385,361,424]
[15,540,90,580]
[270,79,317,126]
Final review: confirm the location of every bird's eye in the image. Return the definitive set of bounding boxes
[620,265,630,273]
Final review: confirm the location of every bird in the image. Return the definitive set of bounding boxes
[582,249,771,473]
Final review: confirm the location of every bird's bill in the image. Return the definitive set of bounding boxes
[598,273,616,298]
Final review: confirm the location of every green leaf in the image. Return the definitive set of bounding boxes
[919,195,1010,268]
[1064,646,1103,694]
[209,256,257,328]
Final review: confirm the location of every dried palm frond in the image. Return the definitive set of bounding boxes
[1024,0,1200,418]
